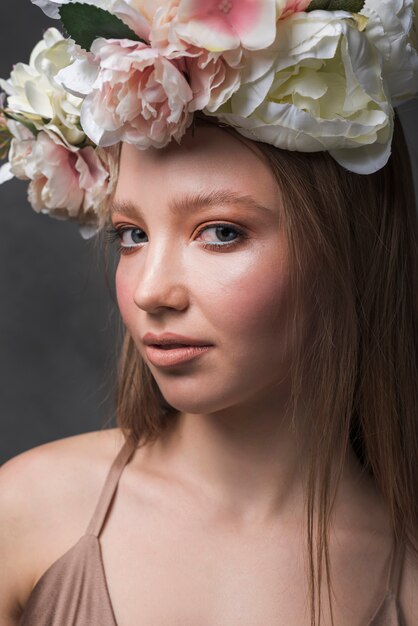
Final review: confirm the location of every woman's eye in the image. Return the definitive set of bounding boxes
[196,224,244,249]
[105,223,245,254]
[105,226,147,249]
[120,227,147,247]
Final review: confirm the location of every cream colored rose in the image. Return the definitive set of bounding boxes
[207,11,393,174]
[0,28,85,146]
[361,0,418,104]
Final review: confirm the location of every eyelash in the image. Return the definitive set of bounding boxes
[104,223,246,255]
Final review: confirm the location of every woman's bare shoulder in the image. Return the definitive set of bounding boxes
[0,428,125,620]
[0,427,125,502]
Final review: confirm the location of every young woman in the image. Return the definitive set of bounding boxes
[0,2,417,625]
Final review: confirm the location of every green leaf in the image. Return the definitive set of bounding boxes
[59,3,146,52]
[307,0,365,12]
[4,112,38,136]
[0,126,12,159]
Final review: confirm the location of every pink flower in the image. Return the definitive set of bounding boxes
[7,123,112,223]
[279,0,311,19]
[150,1,185,56]
[185,46,242,111]
[70,38,195,149]
[170,0,277,52]
[27,133,85,216]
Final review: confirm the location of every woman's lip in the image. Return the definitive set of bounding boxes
[145,344,212,368]
[143,332,211,347]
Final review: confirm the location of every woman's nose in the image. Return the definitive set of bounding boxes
[132,241,189,314]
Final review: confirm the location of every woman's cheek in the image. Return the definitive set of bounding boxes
[197,247,289,332]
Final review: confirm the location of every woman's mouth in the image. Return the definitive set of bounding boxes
[145,344,213,368]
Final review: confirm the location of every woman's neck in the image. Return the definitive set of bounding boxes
[138,382,312,525]
[135,386,389,535]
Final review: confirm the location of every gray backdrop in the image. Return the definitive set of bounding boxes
[1,1,417,463]
[0,1,121,463]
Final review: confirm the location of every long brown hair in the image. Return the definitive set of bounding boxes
[100,115,418,626]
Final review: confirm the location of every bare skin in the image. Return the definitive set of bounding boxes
[0,428,417,626]
[0,125,417,625]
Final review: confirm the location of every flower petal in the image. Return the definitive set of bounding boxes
[176,0,277,51]
[362,0,418,103]
[175,16,240,52]
[0,162,13,184]
[231,0,277,49]
[25,82,55,118]
[57,56,100,97]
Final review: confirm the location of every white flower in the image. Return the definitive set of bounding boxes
[31,0,67,18]
[5,121,36,179]
[207,11,394,175]
[0,162,13,184]
[58,38,194,149]
[0,28,85,146]
[361,0,418,104]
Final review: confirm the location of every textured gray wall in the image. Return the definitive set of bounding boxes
[1,2,417,462]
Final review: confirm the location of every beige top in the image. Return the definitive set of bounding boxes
[19,437,406,625]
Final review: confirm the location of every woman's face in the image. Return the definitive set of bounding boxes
[112,124,293,415]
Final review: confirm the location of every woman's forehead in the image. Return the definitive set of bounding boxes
[117,125,279,205]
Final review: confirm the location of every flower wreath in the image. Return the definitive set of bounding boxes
[1,0,417,239]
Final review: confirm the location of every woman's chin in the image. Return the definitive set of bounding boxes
[158,385,240,417]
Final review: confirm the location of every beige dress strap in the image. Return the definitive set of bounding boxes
[85,436,137,538]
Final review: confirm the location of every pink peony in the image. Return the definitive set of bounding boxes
[7,124,112,222]
[150,3,244,112]
[185,46,242,111]
[75,38,194,149]
[150,0,185,56]
[27,133,85,216]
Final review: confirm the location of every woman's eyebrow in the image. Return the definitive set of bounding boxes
[170,190,274,216]
[110,189,274,218]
